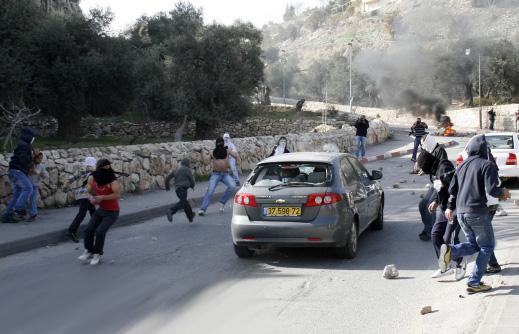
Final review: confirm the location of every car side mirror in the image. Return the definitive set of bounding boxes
[370,170,383,180]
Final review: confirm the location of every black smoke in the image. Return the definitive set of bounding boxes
[399,89,446,122]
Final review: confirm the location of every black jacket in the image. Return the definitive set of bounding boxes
[165,160,195,190]
[354,118,370,137]
[431,160,456,211]
[9,128,37,175]
[448,135,503,213]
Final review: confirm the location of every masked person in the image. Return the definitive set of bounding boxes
[441,135,511,293]
[270,136,290,156]
[165,159,195,223]
[223,133,241,186]
[2,128,36,224]
[78,159,121,265]
[66,157,97,243]
[27,150,49,222]
[417,135,448,241]
[354,115,370,158]
[416,147,466,281]
[198,138,240,216]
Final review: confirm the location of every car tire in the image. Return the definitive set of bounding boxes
[336,220,358,259]
[370,199,384,231]
[234,244,254,258]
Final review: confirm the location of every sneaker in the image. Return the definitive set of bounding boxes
[13,210,27,221]
[419,231,431,241]
[467,282,492,294]
[26,215,37,222]
[78,250,93,262]
[166,210,173,223]
[486,264,502,274]
[90,254,101,265]
[495,208,508,217]
[431,268,454,278]
[219,203,225,213]
[198,209,206,216]
[438,244,452,272]
[455,261,467,281]
[68,231,80,243]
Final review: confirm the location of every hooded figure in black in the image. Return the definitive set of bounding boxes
[165,158,196,223]
[2,128,37,223]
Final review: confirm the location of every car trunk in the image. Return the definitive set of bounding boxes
[245,186,329,222]
[491,150,513,168]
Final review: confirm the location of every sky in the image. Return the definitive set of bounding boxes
[80,0,325,32]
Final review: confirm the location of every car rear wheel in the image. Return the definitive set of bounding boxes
[234,244,254,258]
[336,220,358,259]
[370,199,384,231]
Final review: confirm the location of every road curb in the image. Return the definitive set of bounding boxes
[359,140,458,164]
[0,191,225,258]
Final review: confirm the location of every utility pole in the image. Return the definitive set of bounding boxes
[348,41,353,114]
[479,54,482,129]
[281,49,287,105]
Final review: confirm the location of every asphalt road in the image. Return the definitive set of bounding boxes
[1,135,517,334]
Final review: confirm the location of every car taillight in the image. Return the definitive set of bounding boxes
[306,193,342,207]
[456,154,464,166]
[506,153,517,165]
[234,193,257,207]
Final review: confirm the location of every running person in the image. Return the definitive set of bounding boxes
[198,137,240,216]
[67,157,97,242]
[223,133,241,186]
[165,159,195,223]
[78,159,120,265]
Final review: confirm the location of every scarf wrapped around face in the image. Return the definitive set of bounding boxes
[92,159,117,186]
[416,150,439,175]
[213,138,228,160]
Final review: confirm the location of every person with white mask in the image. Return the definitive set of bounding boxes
[270,136,290,157]
[223,133,240,186]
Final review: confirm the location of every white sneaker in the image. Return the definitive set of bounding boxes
[455,261,467,281]
[431,268,454,278]
[78,250,93,262]
[90,254,101,265]
[198,209,205,216]
[219,203,225,213]
[495,209,508,217]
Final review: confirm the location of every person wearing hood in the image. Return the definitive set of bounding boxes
[417,134,448,241]
[78,159,121,265]
[223,133,241,186]
[165,159,196,223]
[440,135,510,293]
[66,157,97,243]
[2,128,37,224]
[270,137,290,156]
[198,137,240,216]
[354,115,370,158]
[416,143,465,280]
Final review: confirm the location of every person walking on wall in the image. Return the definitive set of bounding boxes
[66,157,97,243]
[223,133,241,186]
[78,159,121,265]
[354,115,370,158]
[165,159,195,223]
[1,128,37,224]
[488,108,496,130]
[410,118,428,162]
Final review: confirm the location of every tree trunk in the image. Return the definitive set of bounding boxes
[56,114,82,141]
[175,115,188,142]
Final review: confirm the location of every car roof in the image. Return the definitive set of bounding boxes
[259,152,349,165]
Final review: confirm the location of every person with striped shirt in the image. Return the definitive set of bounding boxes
[410,118,428,162]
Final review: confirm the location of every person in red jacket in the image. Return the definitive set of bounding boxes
[78,159,120,265]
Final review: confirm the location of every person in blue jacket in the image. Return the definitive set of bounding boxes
[2,128,37,224]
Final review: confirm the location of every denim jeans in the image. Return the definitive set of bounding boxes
[28,186,40,216]
[200,172,236,211]
[431,212,461,260]
[418,187,436,236]
[411,136,422,160]
[3,169,33,218]
[228,157,240,185]
[356,136,367,158]
[84,209,119,255]
[451,212,495,286]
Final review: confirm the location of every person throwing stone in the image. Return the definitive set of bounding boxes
[440,135,510,293]
[198,137,240,216]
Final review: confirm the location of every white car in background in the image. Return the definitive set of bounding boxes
[456,133,519,180]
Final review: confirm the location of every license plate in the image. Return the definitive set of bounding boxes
[264,207,302,217]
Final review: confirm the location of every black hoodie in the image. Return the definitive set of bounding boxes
[9,128,37,175]
[447,135,502,213]
[417,149,455,211]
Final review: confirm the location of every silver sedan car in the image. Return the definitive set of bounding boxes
[231,152,384,259]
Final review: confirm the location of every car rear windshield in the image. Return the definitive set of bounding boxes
[250,163,333,187]
[486,135,514,149]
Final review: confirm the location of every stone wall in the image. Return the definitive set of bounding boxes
[299,101,519,131]
[0,120,390,210]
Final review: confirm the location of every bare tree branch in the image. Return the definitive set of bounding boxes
[0,104,41,152]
